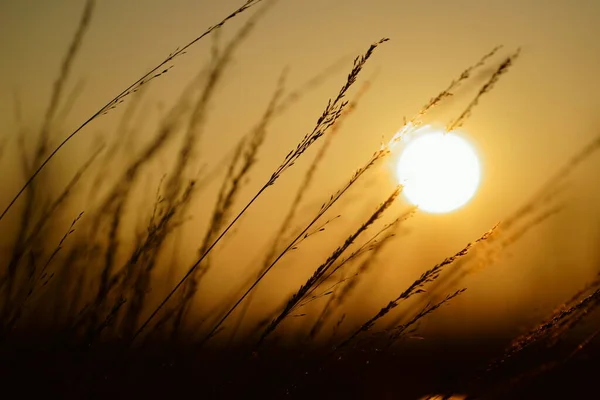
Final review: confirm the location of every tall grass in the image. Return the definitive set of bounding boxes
[1,1,599,398]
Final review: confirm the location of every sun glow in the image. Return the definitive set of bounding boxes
[396,129,481,213]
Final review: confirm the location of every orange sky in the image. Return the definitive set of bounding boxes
[1,0,599,338]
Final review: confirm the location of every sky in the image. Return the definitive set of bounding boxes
[1,0,600,338]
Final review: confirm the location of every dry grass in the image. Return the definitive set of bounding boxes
[1,1,599,399]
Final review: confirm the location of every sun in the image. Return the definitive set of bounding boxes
[396,129,481,213]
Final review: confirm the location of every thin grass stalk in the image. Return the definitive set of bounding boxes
[256,187,401,347]
[403,203,564,331]
[0,145,103,291]
[308,208,415,339]
[228,78,376,342]
[37,0,95,164]
[106,12,268,323]
[447,49,521,132]
[170,71,287,336]
[1,212,83,337]
[163,2,272,205]
[484,289,600,376]
[335,226,496,350]
[115,180,197,337]
[131,38,389,345]
[0,0,264,222]
[86,75,209,315]
[413,148,571,317]
[504,326,600,396]
[1,0,94,290]
[91,9,271,337]
[318,208,415,295]
[192,56,350,195]
[206,44,503,345]
[387,288,466,346]
[503,132,600,232]
[278,76,376,244]
[91,103,188,235]
[88,87,149,197]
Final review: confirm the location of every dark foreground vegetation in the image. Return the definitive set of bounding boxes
[1,1,599,398]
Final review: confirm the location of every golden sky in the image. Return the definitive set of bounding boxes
[1,0,600,338]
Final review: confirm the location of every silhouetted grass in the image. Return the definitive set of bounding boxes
[1,1,600,399]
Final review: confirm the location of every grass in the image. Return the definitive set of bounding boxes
[1,0,600,398]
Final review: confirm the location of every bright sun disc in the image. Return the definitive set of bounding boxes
[396,130,481,213]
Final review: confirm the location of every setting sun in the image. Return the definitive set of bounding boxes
[396,129,481,213]
[3,0,600,397]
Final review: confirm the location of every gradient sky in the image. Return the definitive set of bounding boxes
[1,0,600,336]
